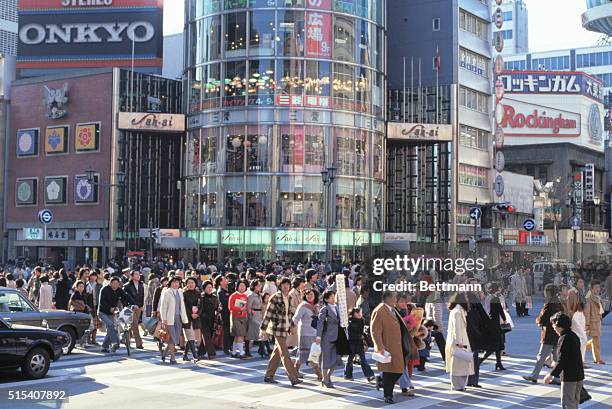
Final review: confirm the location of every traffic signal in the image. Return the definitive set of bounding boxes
[493,202,515,213]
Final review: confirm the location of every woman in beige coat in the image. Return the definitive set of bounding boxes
[584,280,605,364]
[445,293,474,391]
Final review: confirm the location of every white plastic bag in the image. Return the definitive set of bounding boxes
[308,342,321,363]
[372,350,391,363]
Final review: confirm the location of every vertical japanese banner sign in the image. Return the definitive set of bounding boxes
[335,273,349,328]
[305,0,332,59]
[293,126,304,173]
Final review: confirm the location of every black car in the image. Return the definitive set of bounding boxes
[0,317,66,379]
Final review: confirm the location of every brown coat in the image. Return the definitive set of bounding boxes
[566,288,585,318]
[370,303,407,374]
[584,293,603,337]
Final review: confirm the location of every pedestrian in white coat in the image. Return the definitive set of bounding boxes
[570,301,588,362]
[38,276,53,310]
[159,277,189,364]
[445,293,474,391]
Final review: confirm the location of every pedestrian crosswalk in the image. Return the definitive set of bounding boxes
[2,334,611,409]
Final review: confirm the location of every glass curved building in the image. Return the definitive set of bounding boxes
[184,0,386,263]
[582,0,612,36]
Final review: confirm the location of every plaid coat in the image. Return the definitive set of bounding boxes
[261,291,295,337]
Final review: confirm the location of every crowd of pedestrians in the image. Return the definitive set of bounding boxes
[0,257,610,406]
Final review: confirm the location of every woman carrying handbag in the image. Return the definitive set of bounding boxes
[445,293,474,391]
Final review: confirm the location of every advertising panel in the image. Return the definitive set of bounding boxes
[75,123,100,151]
[305,11,332,58]
[17,2,163,69]
[497,171,534,214]
[500,98,581,137]
[387,122,453,142]
[500,71,604,102]
[118,112,185,132]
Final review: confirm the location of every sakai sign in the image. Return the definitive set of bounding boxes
[387,122,453,142]
[500,99,580,137]
[118,112,185,133]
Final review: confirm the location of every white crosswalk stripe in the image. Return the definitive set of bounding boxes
[2,334,611,409]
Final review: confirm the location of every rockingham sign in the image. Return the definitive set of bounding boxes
[500,70,605,152]
[17,0,163,71]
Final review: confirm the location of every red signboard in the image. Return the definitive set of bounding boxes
[305,0,332,10]
[305,11,332,59]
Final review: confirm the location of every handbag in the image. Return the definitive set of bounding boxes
[143,316,160,334]
[154,322,169,342]
[308,342,321,363]
[579,386,592,404]
[452,346,473,362]
[212,315,224,350]
[310,314,319,330]
[500,323,512,333]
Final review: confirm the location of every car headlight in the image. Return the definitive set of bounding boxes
[56,335,67,344]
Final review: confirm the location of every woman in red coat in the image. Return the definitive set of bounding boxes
[229,280,249,358]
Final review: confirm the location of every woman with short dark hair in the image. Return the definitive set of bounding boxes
[316,290,338,388]
[246,279,264,358]
[182,277,201,362]
[292,289,321,379]
[198,280,219,360]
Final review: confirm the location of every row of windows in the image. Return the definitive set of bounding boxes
[188,0,384,25]
[532,56,570,70]
[184,175,383,229]
[457,203,478,226]
[504,59,526,70]
[15,175,100,207]
[459,87,489,114]
[459,164,488,188]
[459,125,489,150]
[185,125,384,179]
[459,9,489,41]
[187,11,383,71]
[577,51,612,68]
[502,11,512,22]
[499,29,512,40]
[188,60,384,115]
[595,72,612,87]
[459,48,489,78]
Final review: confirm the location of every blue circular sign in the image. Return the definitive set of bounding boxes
[523,218,536,232]
[39,209,53,225]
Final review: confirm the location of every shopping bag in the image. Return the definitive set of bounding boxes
[308,342,321,363]
[527,296,533,310]
[143,316,159,334]
[579,386,592,404]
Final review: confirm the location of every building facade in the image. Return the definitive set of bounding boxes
[492,0,528,56]
[183,0,387,263]
[6,69,184,268]
[582,0,612,37]
[0,0,17,57]
[385,0,495,258]
[500,70,609,263]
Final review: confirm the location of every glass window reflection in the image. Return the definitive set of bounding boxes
[225,176,244,226]
[335,127,354,175]
[226,126,245,172]
[224,60,246,107]
[202,63,222,109]
[203,16,222,61]
[201,177,217,227]
[224,12,247,57]
[246,176,270,226]
[249,11,276,56]
[277,59,304,96]
[279,176,323,228]
[201,127,218,174]
[332,63,354,110]
[334,15,355,63]
[246,125,271,171]
[305,61,331,108]
[277,9,305,57]
[248,59,275,106]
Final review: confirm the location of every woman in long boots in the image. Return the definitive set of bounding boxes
[182,277,202,362]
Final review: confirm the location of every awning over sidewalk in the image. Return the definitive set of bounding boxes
[500,245,555,253]
[158,237,198,250]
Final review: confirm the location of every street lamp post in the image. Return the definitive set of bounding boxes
[86,167,126,266]
[321,165,337,266]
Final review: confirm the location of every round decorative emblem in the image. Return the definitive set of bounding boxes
[76,178,92,201]
[46,180,61,201]
[587,104,603,143]
[18,132,33,153]
[17,182,32,203]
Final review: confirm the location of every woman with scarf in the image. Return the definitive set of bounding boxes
[159,277,189,364]
[198,280,220,359]
[182,277,201,362]
[480,282,508,371]
[292,288,321,380]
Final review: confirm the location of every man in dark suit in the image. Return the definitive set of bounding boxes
[123,270,145,349]
[544,312,585,409]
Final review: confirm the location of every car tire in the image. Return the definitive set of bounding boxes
[22,347,50,379]
[59,326,76,355]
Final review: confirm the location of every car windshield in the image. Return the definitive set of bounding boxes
[0,291,34,313]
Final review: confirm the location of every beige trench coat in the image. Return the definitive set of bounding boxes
[445,305,474,377]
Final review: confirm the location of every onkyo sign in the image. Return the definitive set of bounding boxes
[20,22,155,45]
[17,1,163,70]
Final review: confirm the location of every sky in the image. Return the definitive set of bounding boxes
[163,0,603,50]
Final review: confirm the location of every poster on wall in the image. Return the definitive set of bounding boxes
[75,123,100,152]
[45,126,68,154]
[305,11,332,58]
[16,129,38,156]
[306,0,332,10]
[45,177,67,204]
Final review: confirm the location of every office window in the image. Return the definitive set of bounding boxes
[432,18,440,31]
[460,125,489,150]
[459,164,488,188]
[459,48,489,77]
[502,11,512,21]
[501,29,512,40]
[459,86,489,114]
[459,10,488,41]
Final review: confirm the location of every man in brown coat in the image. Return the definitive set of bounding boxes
[371,291,410,404]
[584,280,605,364]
